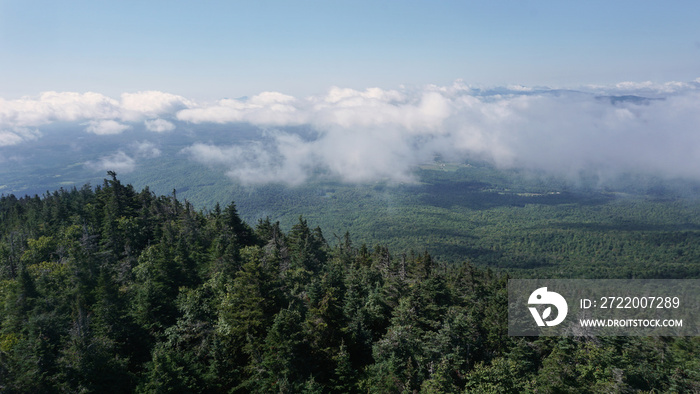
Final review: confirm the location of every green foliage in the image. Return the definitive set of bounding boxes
[207,164,700,280]
[0,175,697,392]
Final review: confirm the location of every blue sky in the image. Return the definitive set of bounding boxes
[1,1,699,99]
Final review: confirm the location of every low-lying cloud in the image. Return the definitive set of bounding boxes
[132,141,162,158]
[86,151,137,174]
[85,141,161,174]
[0,127,41,147]
[0,90,189,139]
[84,119,131,135]
[181,80,700,185]
[4,79,700,185]
[144,118,175,133]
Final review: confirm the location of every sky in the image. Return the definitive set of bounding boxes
[1,1,699,99]
[1,1,700,187]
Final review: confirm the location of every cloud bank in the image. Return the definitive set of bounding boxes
[3,79,700,185]
[181,80,700,185]
[0,90,190,141]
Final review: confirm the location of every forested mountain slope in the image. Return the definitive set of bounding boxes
[0,175,698,392]
[120,158,700,279]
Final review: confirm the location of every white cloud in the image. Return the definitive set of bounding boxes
[84,119,131,135]
[176,91,305,126]
[0,92,120,128]
[132,141,161,158]
[0,131,25,147]
[506,84,533,92]
[0,91,194,138]
[321,86,405,104]
[3,80,700,186]
[144,118,175,132]
[584,79,700,97]
[87,151,136,173]
[84,142,159,175]
[0,128,41,147]
[178,82,700,185]
[182,137,313,185]
[120,91,193,121]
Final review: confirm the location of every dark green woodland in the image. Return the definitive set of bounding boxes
[0,174,698,392]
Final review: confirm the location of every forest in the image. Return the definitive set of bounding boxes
[0,174,698,392]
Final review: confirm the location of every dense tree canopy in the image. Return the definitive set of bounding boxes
[0,176,698,392]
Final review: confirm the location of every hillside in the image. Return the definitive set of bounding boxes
[121,158,700,279]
